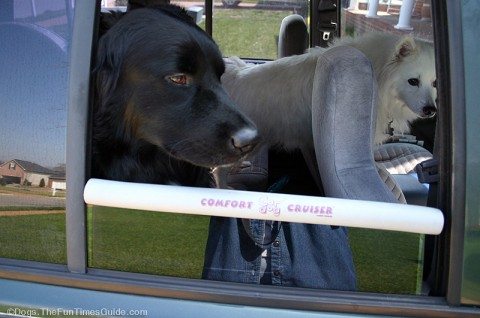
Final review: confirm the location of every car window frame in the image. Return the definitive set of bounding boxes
[65,0,98,274]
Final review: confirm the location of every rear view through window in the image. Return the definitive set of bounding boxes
[0,0,73,264]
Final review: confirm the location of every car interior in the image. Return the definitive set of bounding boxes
[228,14,434,207]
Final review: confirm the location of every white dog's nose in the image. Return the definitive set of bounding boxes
[422,105,437,117]
[231,128,259,154]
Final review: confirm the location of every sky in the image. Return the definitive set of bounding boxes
[0,0,71,168]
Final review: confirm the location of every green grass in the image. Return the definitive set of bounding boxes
[88,206,210,278]
[0,213,66,263]
[349,228,424,294]
[0,206,65,211]
[87,206,423,293]
[0,185,66,197]
[0,207,424,293]
[203,9,290,59]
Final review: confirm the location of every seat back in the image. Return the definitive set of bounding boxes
[311,45,401,203]
[277,14,308,58]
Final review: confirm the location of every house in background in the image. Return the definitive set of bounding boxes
[0,159,54,187]
[48,172,66,191]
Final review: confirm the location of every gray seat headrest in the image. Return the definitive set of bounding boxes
[278,14,308,58]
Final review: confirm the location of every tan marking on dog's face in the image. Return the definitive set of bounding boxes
[124,67,155,85]
[123,99,143,139]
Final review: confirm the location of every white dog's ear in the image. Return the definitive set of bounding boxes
[394,36,417,60]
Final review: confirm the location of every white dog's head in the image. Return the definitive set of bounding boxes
[385,36,437,120]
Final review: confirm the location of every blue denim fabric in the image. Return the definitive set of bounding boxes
[202,217,357,290]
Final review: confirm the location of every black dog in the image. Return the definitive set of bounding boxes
[92,5,259,186]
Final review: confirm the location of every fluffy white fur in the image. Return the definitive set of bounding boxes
[221,33,437,148]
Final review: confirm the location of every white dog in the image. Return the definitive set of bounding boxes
[221,33,437,147]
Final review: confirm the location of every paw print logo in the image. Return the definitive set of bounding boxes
[259,196,281,217]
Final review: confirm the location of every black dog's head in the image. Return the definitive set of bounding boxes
[94,6,259,169]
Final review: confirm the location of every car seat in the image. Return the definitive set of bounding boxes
[311,44,403,202]
[374,143,433,205]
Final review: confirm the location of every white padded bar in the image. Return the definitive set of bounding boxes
[84,178,444,235]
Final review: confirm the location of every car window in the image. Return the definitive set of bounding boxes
[210,0,309,59]
[85,0,442,297]
[102,0,308,60]
[0,0,74,264]
[94,0,316,281]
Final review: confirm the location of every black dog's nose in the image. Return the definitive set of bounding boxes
[422,105,437,117]
[231,128,259,154]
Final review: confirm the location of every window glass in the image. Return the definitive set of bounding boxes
[211,0,309,59]
[339,0,435,294]
[89,207,210,278]
[0,0,74,263]
[89,0,438,297]
[90,0,212,279]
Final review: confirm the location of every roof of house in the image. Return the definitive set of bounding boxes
[1,159,54,175]
[49,172,66,180]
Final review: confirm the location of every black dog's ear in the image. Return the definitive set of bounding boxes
[94,29,128,110]
[95,10,128,108]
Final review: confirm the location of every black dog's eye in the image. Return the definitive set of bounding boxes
[166,74,191,86]
[408,78,420,86]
